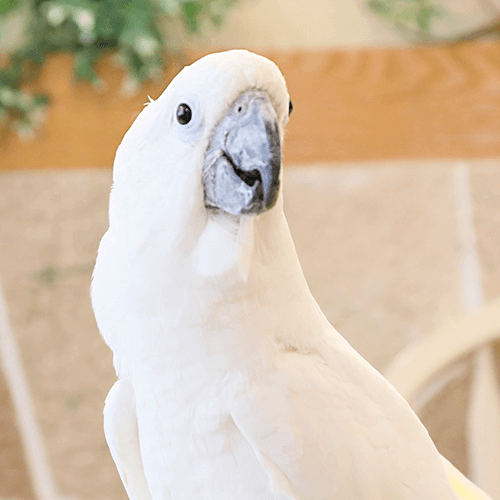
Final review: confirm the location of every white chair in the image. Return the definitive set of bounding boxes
[384,297,500,500]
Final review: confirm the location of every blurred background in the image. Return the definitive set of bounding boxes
[1,0,500,499]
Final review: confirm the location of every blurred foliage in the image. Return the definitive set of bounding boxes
[0,0,20,15]
[0,0,237,138]
[366,0,442,40]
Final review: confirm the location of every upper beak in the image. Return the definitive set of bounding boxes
[202,89,281,216]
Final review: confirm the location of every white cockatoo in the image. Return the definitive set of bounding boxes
[91,50,491,500]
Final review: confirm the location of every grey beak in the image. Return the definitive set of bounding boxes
[202,89,281,216]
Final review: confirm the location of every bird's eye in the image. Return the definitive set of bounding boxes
[288,99,293,116]
[176,103,192,125]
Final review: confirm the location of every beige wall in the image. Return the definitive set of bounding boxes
[186,0,402,49]
[186,0,500,50]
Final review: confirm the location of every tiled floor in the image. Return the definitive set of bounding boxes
[1,159,499,500]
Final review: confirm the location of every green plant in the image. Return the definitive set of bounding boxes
[367,0,500,43]
[366,0,442,40]
[0,0,237,138]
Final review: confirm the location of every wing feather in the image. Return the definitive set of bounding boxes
[104,379,153,500]
[442,457,493,500]
[230,348,461,500]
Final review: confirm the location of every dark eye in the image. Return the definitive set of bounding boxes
[176,103,192,125]
[288,99,293,116]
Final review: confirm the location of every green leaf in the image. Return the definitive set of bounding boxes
[43,17,82,51]
[417,5,440,32]
[182,1,203,33]
[0,63,23,87]
[33,93,50,106]
[211,13,222,26]
[21,45,45,65]
[45,0,93,11]
[94,0,125,39]
[119,1,155,47]
[367,0,389,15]
[74,50,98,82]
[365,0,440,37]
[0,0,19,15]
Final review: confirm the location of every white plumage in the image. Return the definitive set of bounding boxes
[92,50,487,500]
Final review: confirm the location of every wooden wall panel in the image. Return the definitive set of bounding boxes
[281,43,500,164]
[2,42,500,171]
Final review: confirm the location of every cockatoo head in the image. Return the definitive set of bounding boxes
[105,50,293,281]
[111,50,291,223]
